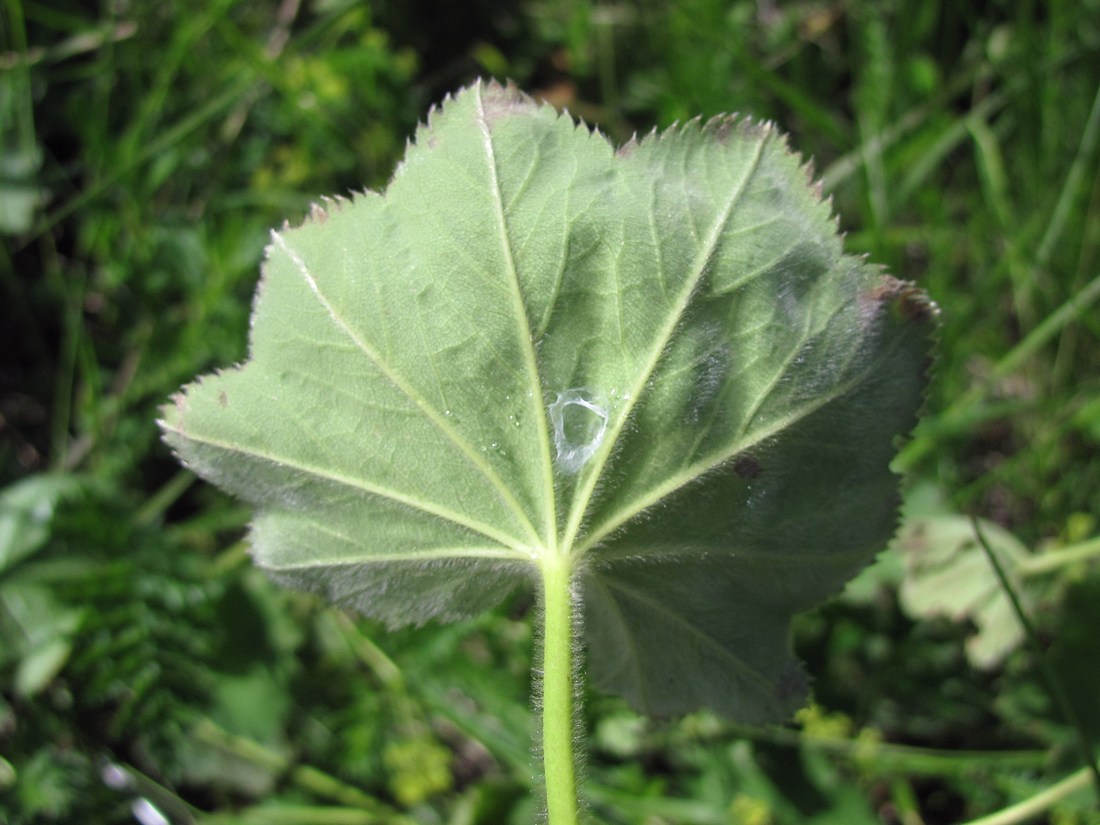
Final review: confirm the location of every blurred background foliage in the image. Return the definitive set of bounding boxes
[2,1,1100,823]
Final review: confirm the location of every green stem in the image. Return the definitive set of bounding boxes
[961,766,1095,825]
[972,518,1100,798]
[540,554,580,825]
[1018,535,1100,577]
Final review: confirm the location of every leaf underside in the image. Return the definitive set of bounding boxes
[160,80,936,723]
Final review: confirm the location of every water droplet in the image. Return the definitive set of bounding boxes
[548,388,610,474]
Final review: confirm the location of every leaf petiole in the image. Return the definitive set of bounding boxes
[540,553,580,825]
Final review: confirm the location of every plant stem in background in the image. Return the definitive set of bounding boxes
[540,554,580,825]
[972,518,1100,798]
[962,766,1096,825]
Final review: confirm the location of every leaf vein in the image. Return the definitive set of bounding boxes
[595,573,778,696]
[579,328,904,551]
[271,230,542,547]
[163,424,526,552]
[474,82,558,547]
[562,133,772,554]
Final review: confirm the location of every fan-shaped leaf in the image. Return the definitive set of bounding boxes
[160,81,935,722]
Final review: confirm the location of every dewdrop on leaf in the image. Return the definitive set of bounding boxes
[548,388,609,474]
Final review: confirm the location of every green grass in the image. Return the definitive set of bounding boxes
[2,1,1099,823]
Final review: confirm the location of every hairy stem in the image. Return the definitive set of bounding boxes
[540,554,580,825]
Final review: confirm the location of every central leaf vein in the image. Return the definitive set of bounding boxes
[273,517,529,565]
[474,82,558,553]
[561,133,772,554]
[162,424,526,551]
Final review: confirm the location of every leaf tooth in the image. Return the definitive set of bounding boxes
[615,126,657,157]
[702,113,778,145]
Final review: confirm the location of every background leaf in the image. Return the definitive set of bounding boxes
[896,510,1030,669]
[844,483,1033,670]
[161,80,935,723]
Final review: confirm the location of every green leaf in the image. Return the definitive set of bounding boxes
[846,483,1031,669]
[160,80,935,723]
[853,484,1034,673]
[896,512,1030,669]
[0,474,80,573]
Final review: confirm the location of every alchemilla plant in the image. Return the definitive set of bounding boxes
[160,80,936,823]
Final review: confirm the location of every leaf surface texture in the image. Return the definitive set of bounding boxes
[161,81,936,721]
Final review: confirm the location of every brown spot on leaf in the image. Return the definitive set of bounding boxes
[705,115,773,145]
[708,116,738,143]
[865,276,938,324]
[734,454,762,480]
[616,136,639,158]
[894,288,936,323]
[477,80,532,126]
[218,391,228,408]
